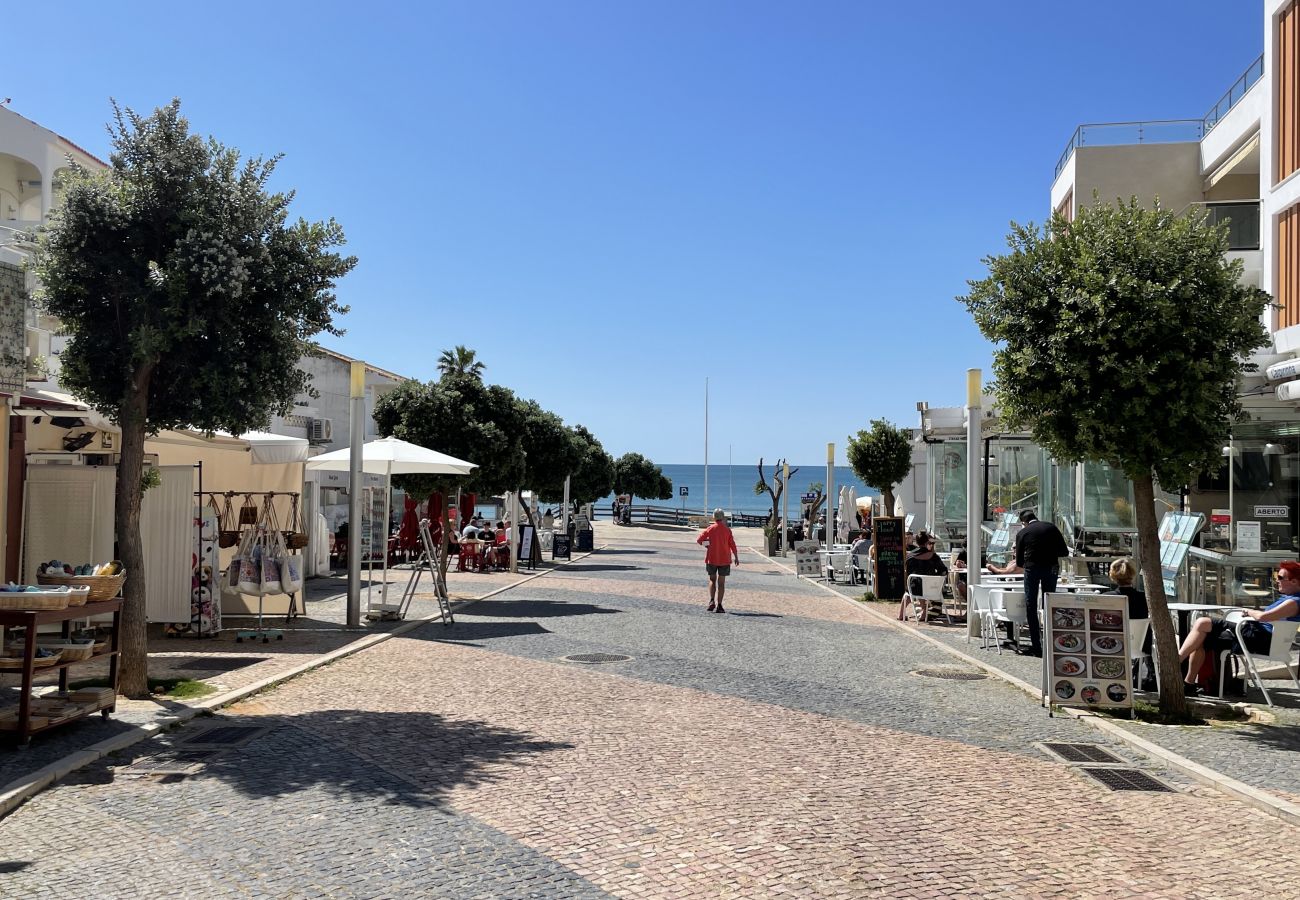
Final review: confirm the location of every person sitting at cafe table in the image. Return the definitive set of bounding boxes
[905,532,948,579]
[1109,557,1155,691]
[1177,559,1300,697]
[850,531,872,584]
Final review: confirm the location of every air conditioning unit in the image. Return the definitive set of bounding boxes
[307,418,333,444]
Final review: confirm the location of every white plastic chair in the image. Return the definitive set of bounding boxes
[908,574,948,623]
[992,590,1028,653]
[1128,617,1152,692]
[851,553,869,585]
[825,551,852,583]
[1219,616,1300,707]
[967,583,998,648]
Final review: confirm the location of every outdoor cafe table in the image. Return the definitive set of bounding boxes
[1165,602,1246,642]
[817,547,853,582]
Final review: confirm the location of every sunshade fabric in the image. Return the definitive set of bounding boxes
[305,436,476,476]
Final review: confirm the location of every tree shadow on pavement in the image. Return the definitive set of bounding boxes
[416,621,553,645]
[107,710,574,811]
[1223,719,1300,753]
[0,862,31,873]
[595,549,658,555]
[725,611,783,618]
[558,564,643,572]
[457,600,620,618]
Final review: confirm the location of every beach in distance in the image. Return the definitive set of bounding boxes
[592,464,877,518]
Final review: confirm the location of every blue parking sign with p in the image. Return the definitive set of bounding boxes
[680,486,688,496]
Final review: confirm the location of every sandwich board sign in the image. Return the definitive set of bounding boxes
[1044,592,1132,713]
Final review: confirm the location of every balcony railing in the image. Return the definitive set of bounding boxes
[1055,120,1204,179]
[1204,54,1265,135]
[1197,200,1261,250]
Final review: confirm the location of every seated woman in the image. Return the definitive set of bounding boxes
[905,532,949,579]
[1109,557,1154,690]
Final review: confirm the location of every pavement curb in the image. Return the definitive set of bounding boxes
[0,546,601,820]
[751,547,1300,829]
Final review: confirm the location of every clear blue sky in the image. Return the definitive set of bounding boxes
[8,1,1262,466]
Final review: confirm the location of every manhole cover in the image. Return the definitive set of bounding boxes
[1078,767,1173,793]
[169,656,266,673]
[564,653,631,664]
[176,725,270,749]
[911,668,987,681]
[1041,742,1125,764]
[120,750,221,776]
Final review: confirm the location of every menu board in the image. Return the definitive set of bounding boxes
[1044,592,1131,711]
[518,525,536,568]
[794,541,822,577]
[873,516,906,600]
[1158,512,1205,598]
[552,533,572,559]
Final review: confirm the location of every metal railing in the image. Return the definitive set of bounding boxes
[1204,54,1265,135]
[600,504,770,528]
[1055,119,1204,179]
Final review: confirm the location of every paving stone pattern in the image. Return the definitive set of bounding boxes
[846,581,1300,809]
[3,527,1300,897]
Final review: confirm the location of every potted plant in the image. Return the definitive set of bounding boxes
[762,522,781,556]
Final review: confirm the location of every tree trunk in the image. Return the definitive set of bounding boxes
[116,375,152,699]
[882,488,896,518]
[1132,473,1187,718]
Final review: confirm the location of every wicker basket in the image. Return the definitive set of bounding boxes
[0,649,63,671]
[0,591,71,611]
[284,531,309,550]
[37,572,126,602]
[36,641,95,662]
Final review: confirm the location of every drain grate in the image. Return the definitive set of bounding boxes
[120,750,221,776]
[176,725,270,749]
[1041,742,1125,764]
[1078,767,1173,792]
[564,653,631,664]
[911,668,987,681]
[169,656,266,673]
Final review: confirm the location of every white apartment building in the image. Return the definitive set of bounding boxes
[1046,0,1300,555]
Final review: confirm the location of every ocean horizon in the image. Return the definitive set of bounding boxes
[594,463,878,518]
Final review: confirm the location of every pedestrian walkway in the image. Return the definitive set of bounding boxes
[818,576,1300,812]
[0,558,550,803]
[2,525,1298,897]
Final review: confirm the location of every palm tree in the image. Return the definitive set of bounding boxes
[436,345,485,380]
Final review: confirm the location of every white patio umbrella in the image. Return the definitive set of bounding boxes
[306,437,477,605]
[837,486,852,543]
[845,486,858,536]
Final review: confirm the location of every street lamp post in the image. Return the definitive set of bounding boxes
[347,361,365,628]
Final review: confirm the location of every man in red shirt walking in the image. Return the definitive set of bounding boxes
[697,508,740,613]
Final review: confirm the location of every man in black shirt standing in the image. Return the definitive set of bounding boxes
[989,509,1069,657]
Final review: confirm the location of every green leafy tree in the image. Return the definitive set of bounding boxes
[613,452,673,505]
[373,376,526,576]
[515,399,584,502]
[847,419,911,517]
[959,197,1270,717]
[34,100,355,697]
[564,425,615,508]
[436,345,485,381]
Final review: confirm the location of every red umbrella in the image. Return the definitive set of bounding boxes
[426,492,446,543]
[397,496,419,551]
[459,492,476,524]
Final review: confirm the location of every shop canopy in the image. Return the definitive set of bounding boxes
[12,389,309,464]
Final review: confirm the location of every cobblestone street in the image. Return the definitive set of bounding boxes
[3,526,1299,898]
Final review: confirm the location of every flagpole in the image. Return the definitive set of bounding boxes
[703,377,709,515]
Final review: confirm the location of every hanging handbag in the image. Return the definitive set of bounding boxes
[219,493,241,548]
[238,494,259,527]
[285,493,309,550]
[280,549,304,594]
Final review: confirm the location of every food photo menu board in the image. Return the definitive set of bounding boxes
[1044,592,1132,712]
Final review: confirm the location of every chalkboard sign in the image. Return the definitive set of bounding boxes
[873,516,906,600]
[552,533,572,559]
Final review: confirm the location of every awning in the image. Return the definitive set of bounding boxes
[217,430,309,465]
[13,388,117,431]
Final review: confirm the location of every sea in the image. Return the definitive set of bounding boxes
[594,464,876,517]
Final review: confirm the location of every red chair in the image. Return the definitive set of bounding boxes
[457,540,480,572]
